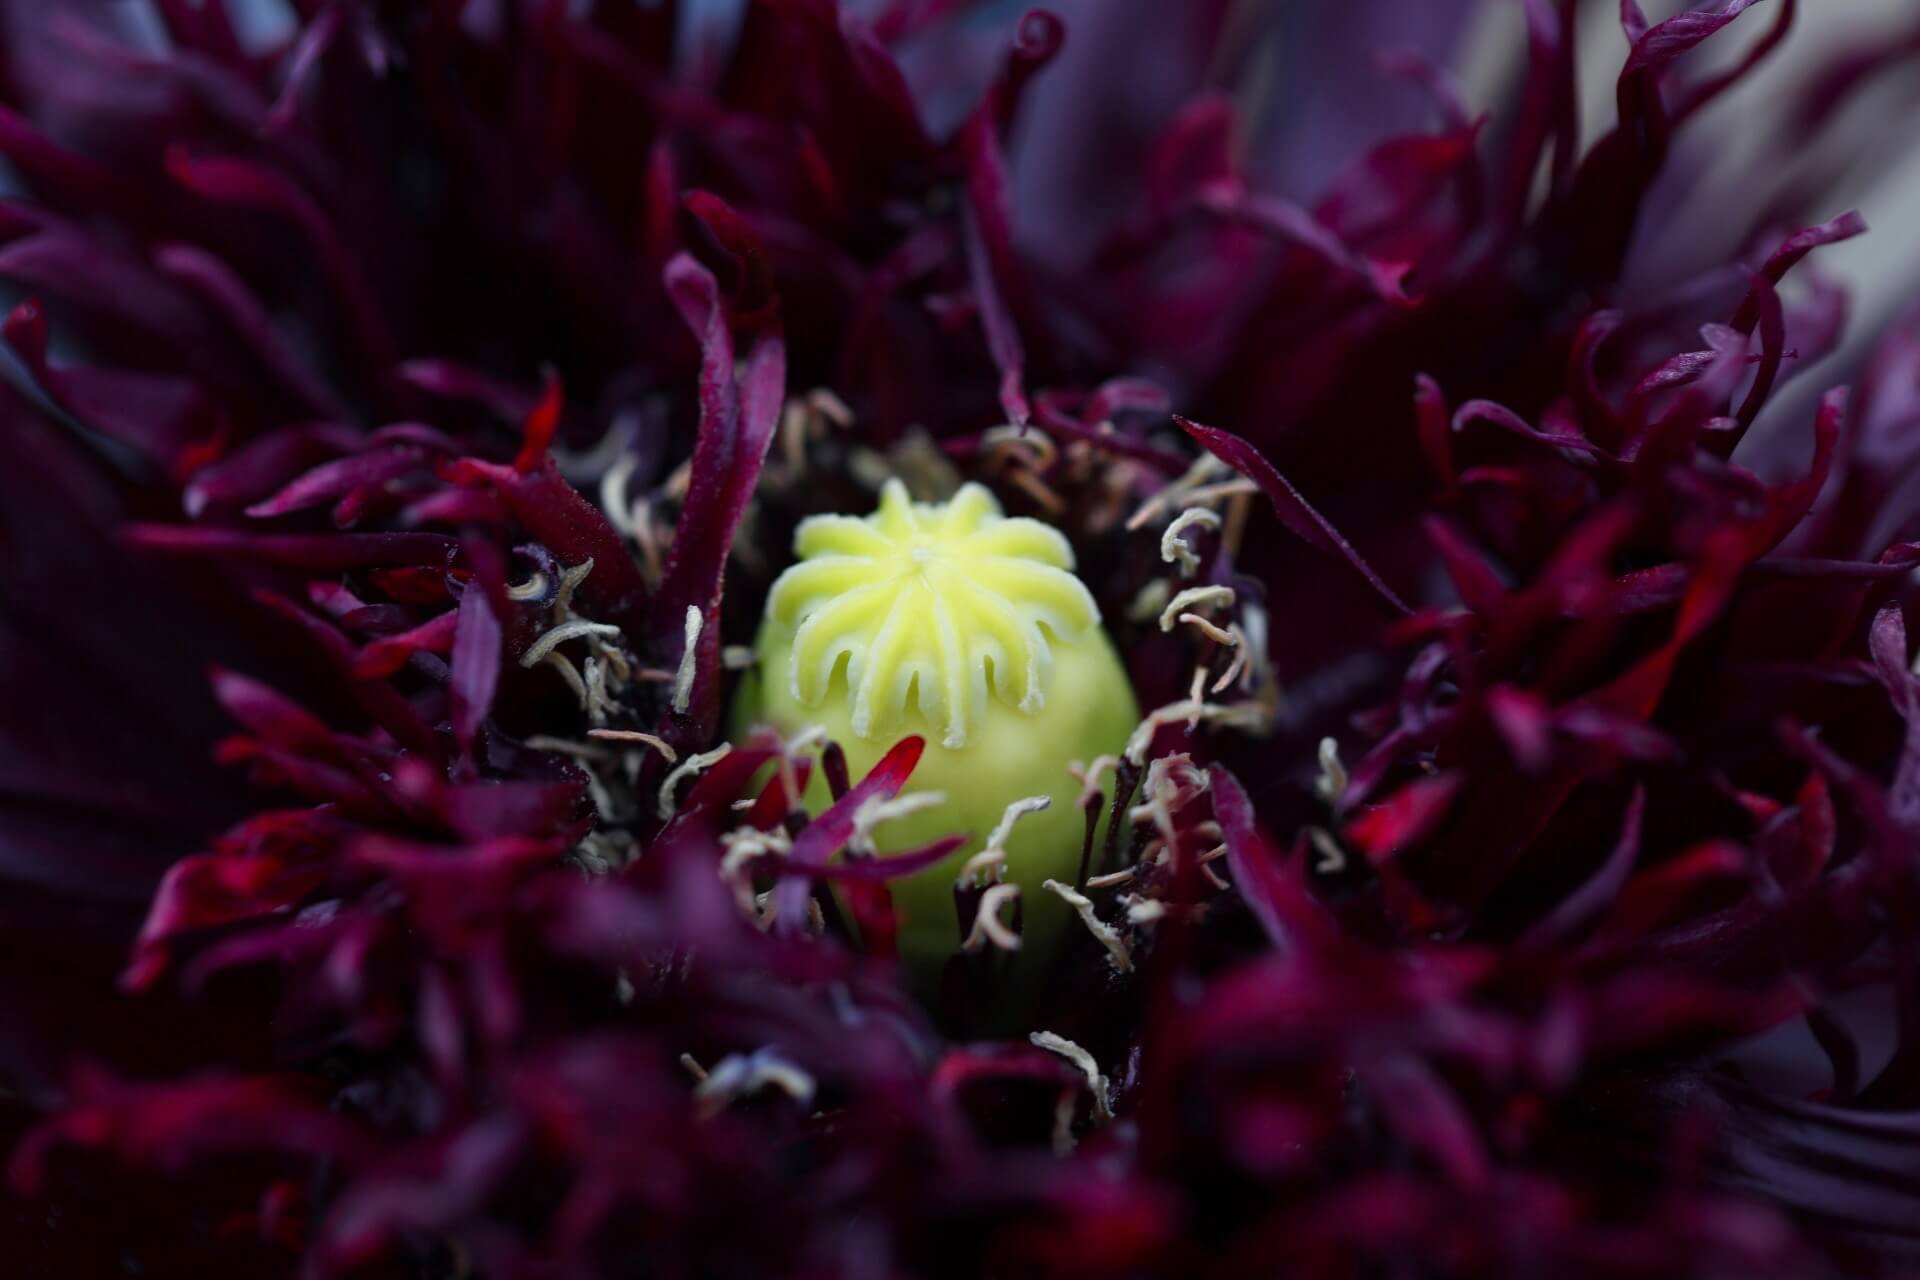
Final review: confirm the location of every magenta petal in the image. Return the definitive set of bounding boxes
[1520,787,1646,948]
[652,250,787,735]
[0,224,213,352]
[442,457,650,640]
[1622,0,1767,76]
[128,526,457,570]
[252,591,442,763]
[396,361,537,421]
[1179,415,1411,614]
[1212,765,1333,953]
[1342,773,1462,865]
[164,146,397,373]
[511,371,564,475]
[245,449,425,519]
[208,667,340,759]
[774,736,927,931]
[769,834,969,882]
[155,243,355,421]
[448,586,501,759]
[181,423,366,516]
[960,117,1030,425]
[1732,211,1868,333]
[354,610,459,679]
[1200,187,1413,304]
[1355,1053,1489,1188]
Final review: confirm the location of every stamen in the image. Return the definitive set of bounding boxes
[780,399,810,475]
[583,654,610,724]
[962,883,1023,952]
[1210,626,1252,693]
[774,725,826,811]
[1178,612,1238,646]
[1126,577,1172,623]
[522,619,623,667]
[525,735,614,760]
[657,743,732,819]
[981,424,1058,472]
[719,825,791,912]
[1159,585,1235,632]
[848,790,947,856]
[1124,699,1272,765]
[1029,1030,1113,1123]
[957,848,1007,887]
[1070,754,1119,811]
[1041,878,1132,972]
[632,499,664,586]
[507,570,551,602]
[805,387,854,430]
[694,1049,816,1118]
[1126,454,1229,531]
[984,794,1051,854]
[599,453,639,536]
[1007,467,1066,514]
[1181,478,1259,506]
[1308,827,1347,874]
[1314,737,1348,806]
[541,650,589,708]
[1160,507,1222,577]
[554,558,595,615]
[672,606,701,714]
[586,728,678,763]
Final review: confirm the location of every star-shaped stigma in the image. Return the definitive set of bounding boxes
[765,479,1101,748]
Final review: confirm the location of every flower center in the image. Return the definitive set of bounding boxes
[763,479,1101,748]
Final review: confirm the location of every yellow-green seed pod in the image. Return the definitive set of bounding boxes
[731,478,1140,975]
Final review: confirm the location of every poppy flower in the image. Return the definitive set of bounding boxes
[4,2,1920,1277]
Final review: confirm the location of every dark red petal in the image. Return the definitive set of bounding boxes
[448,586,502,759]
[1179,415,1411,614]
[773,736,928,931]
